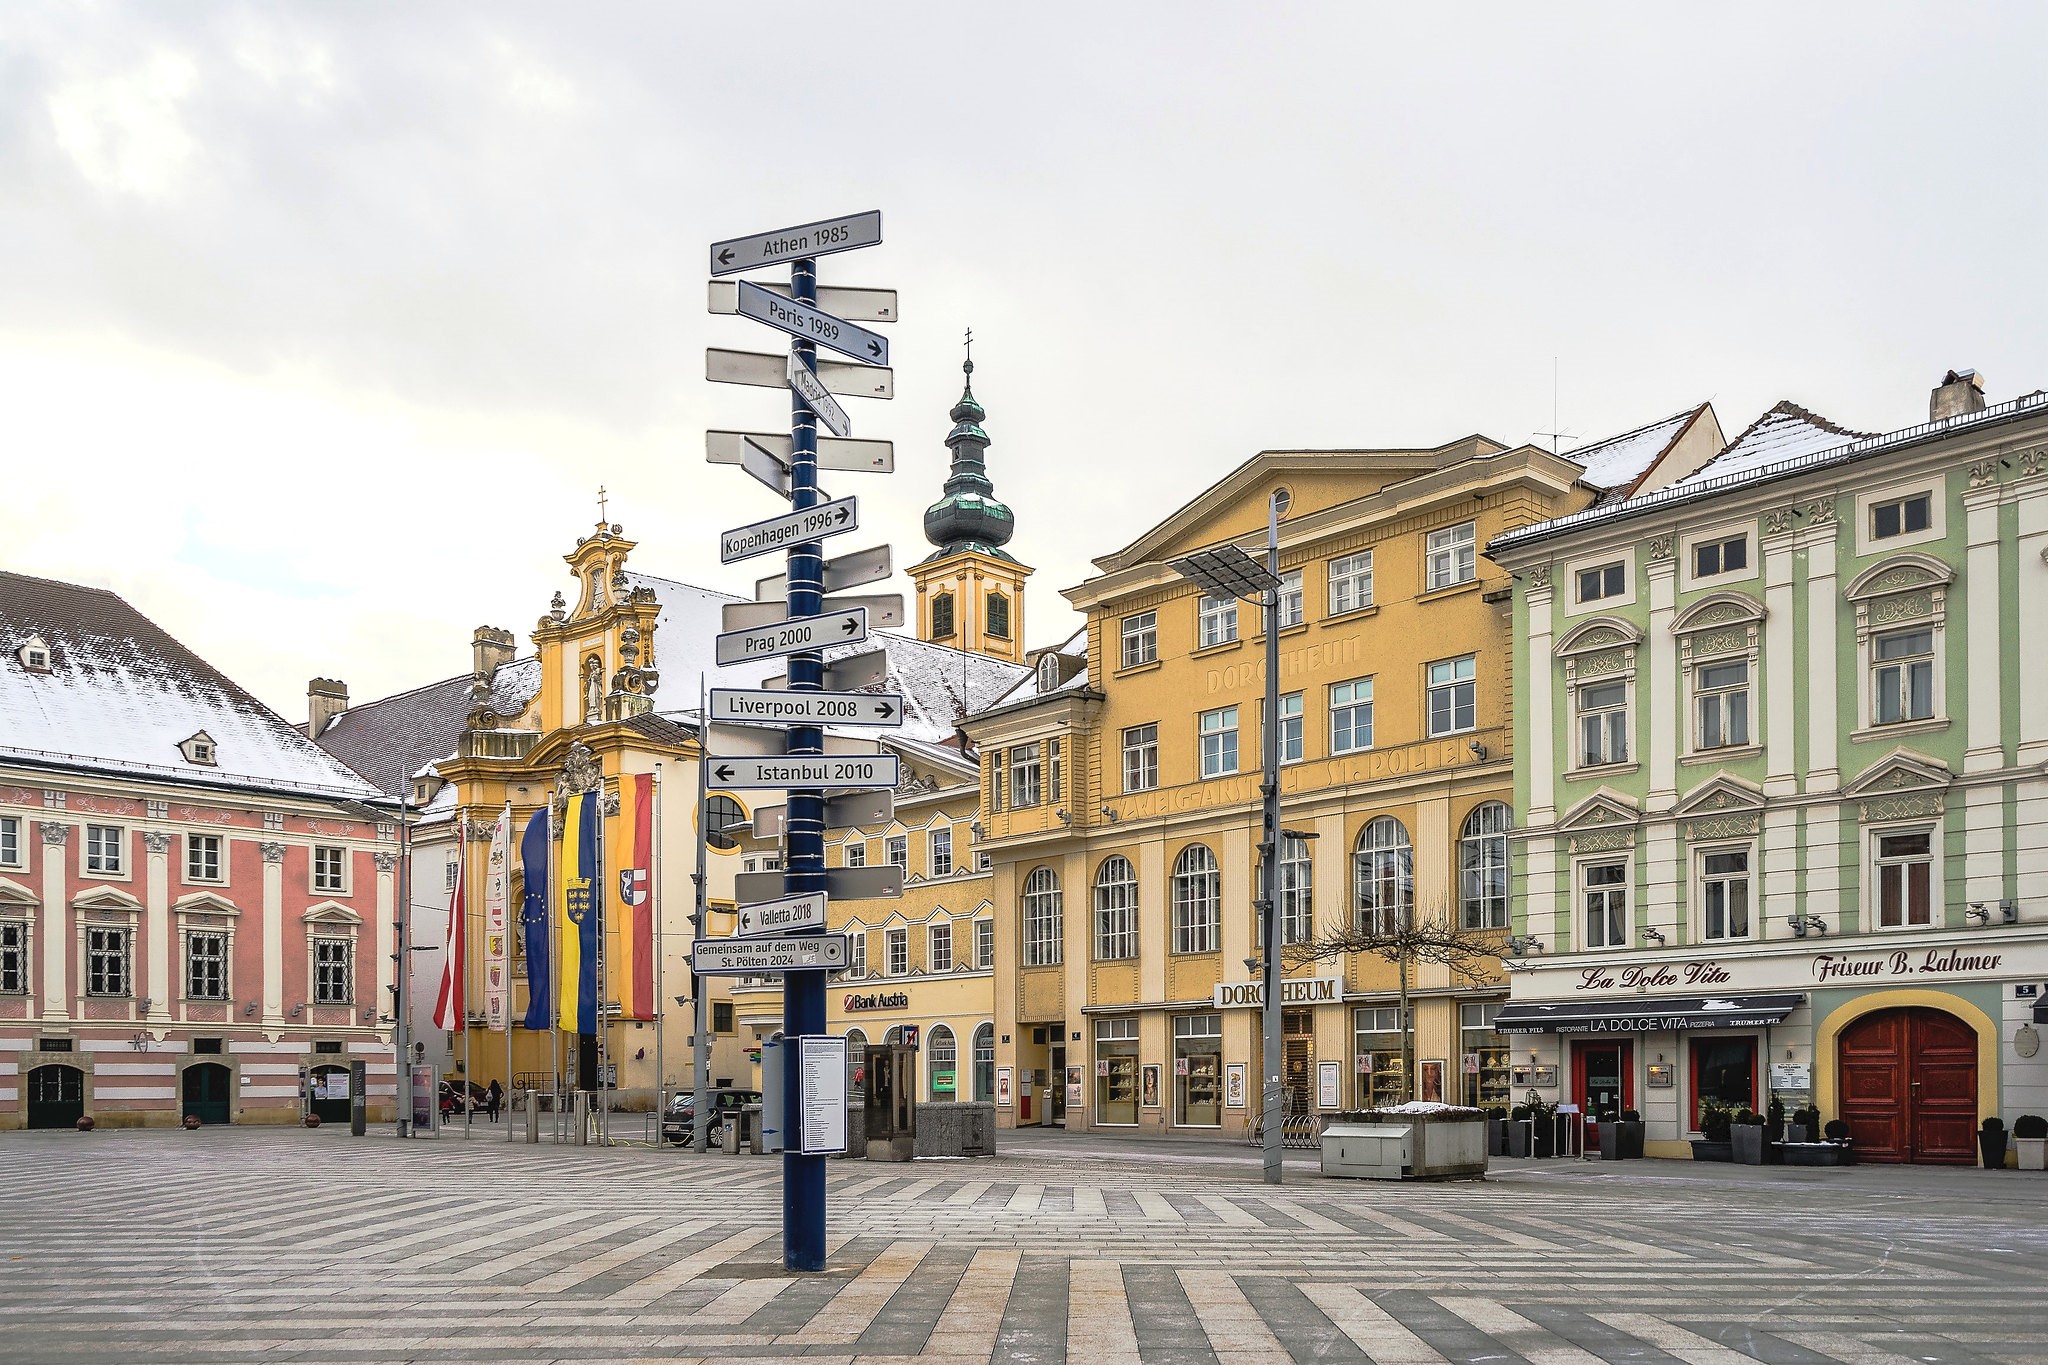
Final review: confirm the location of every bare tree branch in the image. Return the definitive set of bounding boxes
[1283,909,1508,984]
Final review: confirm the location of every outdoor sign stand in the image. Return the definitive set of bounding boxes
[703,210,899,1272]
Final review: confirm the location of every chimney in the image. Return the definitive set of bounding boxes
[1930,368,1986,423]
[472,626,516,679]
[306,678,349,738]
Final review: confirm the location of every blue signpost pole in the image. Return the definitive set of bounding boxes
[783,256,828,1272]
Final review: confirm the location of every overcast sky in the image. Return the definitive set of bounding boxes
[5,3,2045,720]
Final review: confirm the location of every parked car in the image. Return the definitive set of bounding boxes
[661,1087,762,1147]
[439,1080,489,1118]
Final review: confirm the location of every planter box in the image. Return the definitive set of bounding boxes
[1532,1123,1556,1158]
[1618,1121,1645,1160]
[1486,1117,1505,1157]
[2017,1137,2047,1171]
[1979,1132,2009,1169]
[1335,1107,1488,1179]
[1690,1139,1733,1162]
[1506,1121,1532,1158]
[1787,1124,1811,1145]
[1731,1126,1765,1164]
[1598,1122,1620,1160]
[1782,1142,1852,1167]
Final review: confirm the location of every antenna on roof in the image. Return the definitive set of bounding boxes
[1535,356,1579,454]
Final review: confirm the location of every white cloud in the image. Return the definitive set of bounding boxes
[46,49,201,198]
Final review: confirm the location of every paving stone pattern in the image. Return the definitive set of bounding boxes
[1,1129,2045,1364]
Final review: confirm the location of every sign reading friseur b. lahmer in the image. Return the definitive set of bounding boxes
[1214,977,1342,1009]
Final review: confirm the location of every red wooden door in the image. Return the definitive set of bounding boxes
[1838,1007,1978,1164]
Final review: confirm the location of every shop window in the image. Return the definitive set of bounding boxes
[1122,723,1159,793]
[1198,592,1238,648]
[927,1025,957,1101]
[1582,861,1629,948]
[1093,856,1137,961]
[1120,611,1157,668]
[1458,803,1511,930]
[1022,867,1062,966]
[1875,831,1934,928]
[1171,845,1220,954]
[1700,850,1751,941]
[1095,1017,1139,1125]
[1426,656,1477,736]
[846,1029,867,1100]
[1352,1006,1405,1109]
[1352,817,1412,935]
[1277,835,1313,946]
[1460,1001,1510,1108]
[1173,1014,1223,1127]
[972,1023,995,1102]
[1426,521,1477,590]
[1690,1037,1757,1131]
[1328,551,1373,615]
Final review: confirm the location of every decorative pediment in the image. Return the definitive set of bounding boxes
[172,890,241,918]
[1671,593,1766,635]
[302,900,363,926]
[1673,773,1767,817]
[72,885,144,912]
[0,876,38,908]
[1557,789,1641,831]
[1843,749,1953,798]
[1845,553,1954,602]
[1555,616,1643,656]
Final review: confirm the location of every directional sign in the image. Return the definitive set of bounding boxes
[711,688,905,728]
[715,607,867,665]
[762,647,889,693]
[722,594,902,633]
[720,496,858,564]
[734,436,788,497]
[708,431,893,475]
[710,280,897,322]
[736,865,904,905]
[755,544,892,599]
[705,349,893,400]
[735,281,889,367]
[787,354,852,438]
[748,791,892,841]
[734,891,828,939]
[709,210,881,277]
[705,753,901,791]
[692,934,850,976]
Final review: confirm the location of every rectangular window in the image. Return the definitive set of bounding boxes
[1096,1017,1140,1125]
[1873,628,1935,724]
[1693,535,1748,578]
[847,931,867,977]
[1426,522,1477,590]
[186,931,228,1000]
[0,816,18,868]
[1696,659,1750,749]
[1048,737,1064,803]
[0,922,24,993]
[1701,850,1751,941]
[885,836,907,869]
[1277,692,1303,763]
[88,926,130,996]
[1330,677,1374,754]
[313,938,352,1003]
[885,927,908,976]
[1876,832,1933,927]
[1872,492,1932,540]
[445,861,459,891]
[1427,656,1477,736]
[986,749,1003,813]
[1461,1001,1511,1109]
[975,920,994,970]
[186,834,222,883]
[1576,562,1626,602]
[1199,706,1239,778]
[1353,1006,1406,1110]
[929,827,953,877]
[844,840,866,868]
[1198,593,1238,648]
[1120,611,1158,668]
[929,922,953,973]
[1579,681,1630,765]
[1328,551,1374,615]
[1278,835,1313,946]
[313,846,345,893]
[86,825,123,875]
[1122,723,1159,793]
[712,1001,734,1032]
[1173,1013,1223,1127]
[1583,863,1628,949]
[1276,570,1304,629]
[1009,742,1043,808]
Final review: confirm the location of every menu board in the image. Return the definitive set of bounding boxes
[799,1035,849,1154]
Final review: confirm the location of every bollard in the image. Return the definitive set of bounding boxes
[723,1112,740,1155]
[524,1090,540,1144]
[574,1090,590,1146]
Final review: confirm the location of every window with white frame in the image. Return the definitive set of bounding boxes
[1872,492,1932,541]
[1875,831,1934,927]
[85,825,123,875]
[1427,656,1477,736]
[1009,742,1043,808]
[1199,706,1238,777]
[1328,551,1374,615]
[844,840,866,868]
[1701,849,1751,941]
[1582,862,1628,948]
[0,815,18,868]
[87,925,130,996]
[1578,681,1629,766]
[1122,723,1159,793]
[1094,855,1137,960]
[928,921,953,973]
[1330,677,1373,753]
[1873,628,1935,725]
[1198,592,1238,648]
[313,938,353,1003]
[884,836,907,869]
[975,919,994,969]
[1171,844,1220,954]
[1276,570,1304,629]
[1022,866,1062,966]
[0,921,26,993]
[312,846,345,893]
[1693,535,1748,579]
[986,749,1003,813]
[1047,737,1063,803]
[1277,692,1303,763]
[1426,522,1477,590]
[1353,816,1412,935]
[186,931,228,1000]
[1695,658,1751,749]
[1278,835,1313,945]
[1120,611,1157,668]
[1458,803,1511,930]
[885,927,909,976]
[445,861,459,891]
[847,930,867,976]
[928,827,953,877]
[186,833,222,883]
[1576,562,1626,602]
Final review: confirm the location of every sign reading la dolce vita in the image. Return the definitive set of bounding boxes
[842,991,910,1012]
[1215,976,1342,1009]
[1573,947,2009,994]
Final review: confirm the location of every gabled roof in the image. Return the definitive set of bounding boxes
[1563,403,1715,500]
[317,659,539,797]
[0,571,380,799]
[1682,401,1872,485]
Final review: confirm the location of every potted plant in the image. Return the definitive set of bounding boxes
[1615,1107,1645,1159]
[1979,1116,2008,1169]
[1506,1102,1533,1158]
[1691,1099,1734,1162]
[1787,1106,1818,1145]
[1731,1108,1767,1165]
[1527,1093,1557,1158]
[2012,1115,2046,1171]
[1784,1117,1853,1166]
[1485,1106,1508,1157]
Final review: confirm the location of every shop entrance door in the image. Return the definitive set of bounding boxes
[1572,1041,1632,1151]
[1840,1007,1977,1164]
[27,1064,85,1129]
[1048,1045,1066,1127]
[1282,1009,1314,1114]
[309,1064,352,1124]
[181,1063,232,1126]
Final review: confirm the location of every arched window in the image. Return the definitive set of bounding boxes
[987,590,1011,640]
[702,794,745,851]
[1093,856,1137,960]
[1459,802,1512,930]
[1353,816,1412,935]
[1278,834,1314,945]
[1172,844,1220,954]
[931,591,955,639]
[1022,867,1062,966]
[972,1022,995,1102]
[845,1027,868,1099]
[927,1024,957,1102]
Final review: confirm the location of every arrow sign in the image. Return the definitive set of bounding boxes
[787,354,852,438]
[710,281,897,322]
[709,210,881,277]
[706,349,892,401]
[749,791,892,840]
[706,753,902,791]
[711,688,905,728]
[736,865,904,905]
[708,431,893,475]
[720,496,858,564]
[692,934,850,976]
[722,594,902,632]
[715,607,867,666]
[734,891,829,939]
[762,647,888,693]
[735,281,889,367]
[734,436,788,497]
[755,544,892,599]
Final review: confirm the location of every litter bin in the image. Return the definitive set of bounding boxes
[1322,1122,1412,1180]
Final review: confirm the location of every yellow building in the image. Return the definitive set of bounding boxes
[966,435,1606,1135]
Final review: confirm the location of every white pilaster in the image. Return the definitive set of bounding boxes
[1964,490,2004,774]
[1803,537,1839,791]
[376,853,397,1030]
[1761,806,1797,942]
[1964,783,2007,919]
[1762,531,1797,797]
[40,823,67,1021]
[1801,806,1842,934]
[1646,557,1678,809]
[145,833,171,1022]
[262,844,285,1025]
[1646,822,1679,947]
[1526,579,1556,824]
[2015,485,2048,764]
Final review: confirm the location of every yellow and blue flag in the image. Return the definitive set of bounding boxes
[518,808,552,1031]
[555,791,601,1035]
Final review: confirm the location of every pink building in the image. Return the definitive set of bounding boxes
[0,572,397,1127]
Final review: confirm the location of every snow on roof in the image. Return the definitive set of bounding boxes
[1563,406,1701,493]
[989,627,1090,710]
[319,659,539,797]
[1680,400,1872,485]
[0,571,380,799]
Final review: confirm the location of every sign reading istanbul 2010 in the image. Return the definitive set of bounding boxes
[704,210,896,1274]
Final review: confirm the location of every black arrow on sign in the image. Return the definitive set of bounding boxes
[717,248,734,266]
[840,617,859,636]
[867,340,882,357]
[833,506,850,525]
[714,765,734,782]
[874,701,896,719]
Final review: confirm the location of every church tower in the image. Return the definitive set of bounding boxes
[909,342,1033,663]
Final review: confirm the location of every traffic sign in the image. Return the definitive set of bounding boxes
[735,865,904,905]
[787,354,852,438]
[735,281,889,367]
[734,891,829,938]
[761,647,889,693]
[692,933,850,976]
[748,791,892,840]
[708,431,893,475]
[709,211,881,277]
[714,607,868,665]
[755,544,892,599]
[705,349,893,400]
[709,280,897,322]
[720,496,859,564]
[705,753,901,790]
[711,688,906,727]
[721,593,902,632]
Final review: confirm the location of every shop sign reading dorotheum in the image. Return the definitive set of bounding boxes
[1215,976,1342,1009]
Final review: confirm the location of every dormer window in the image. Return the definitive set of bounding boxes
[179,732,218,766]
[18,636,51,672]
[1037,653,1062,693]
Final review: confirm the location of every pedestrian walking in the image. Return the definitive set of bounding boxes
[486,1079,503,1123]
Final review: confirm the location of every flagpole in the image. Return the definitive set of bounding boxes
[691,682,712,1156]
[595,783,609,1145]
[550,795,562,1135]
[653,763,666,1145]
[463,813,473,1141]
[503,803,514,1141]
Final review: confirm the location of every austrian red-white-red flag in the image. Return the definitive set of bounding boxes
[432,823,466,1032]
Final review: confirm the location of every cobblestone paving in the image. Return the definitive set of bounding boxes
[2,1127,2045,1364]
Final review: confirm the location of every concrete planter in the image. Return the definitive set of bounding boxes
[2015,1137,2046,1171]
[1506,1121,1532,1158]
[1782,1142,1852,1166]
[1336,1106,1488,1180]
[1731,1125,1765,1164]
[911,1102,997,1159]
